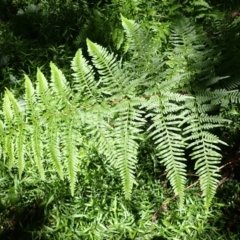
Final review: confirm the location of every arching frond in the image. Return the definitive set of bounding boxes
[112,98,145,199]
[182,96,226,208]
[86,39,128,96]
[62,119,79,196]
[46,118,64,180]
[71,49,99,103]
[145,94,187,207]
[121,14,140,52]
[50,62,70,97]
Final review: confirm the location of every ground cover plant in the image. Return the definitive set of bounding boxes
[1,0,240,239]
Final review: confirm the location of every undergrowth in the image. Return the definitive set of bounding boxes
[1,1,240,239]
[1,150,240,239]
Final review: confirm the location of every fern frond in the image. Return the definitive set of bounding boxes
[215,90,240,105]
[36,68,49,97]
[32,123,45,180]
[0,15,235,208]
[6,90,23,119]
[112,27,124,50]
[50,62,71,101]
[46,118,64,180]
[62,119,79,196]
[201,76,229,88]
[86,39,128,96]
[3,92,13,123]
[0,120,4,160]
[112,98,145,199]
[121,14,140,52]
[71,49,99,103]
[146,94,187,207]
[25,74,36,111]
[167,15,217,90]
[16,125,25,177]
[192,0,211,9]
[86,105,117,165]
[183,97,226,208]
[4,90,26,176]
[4,135,14,170]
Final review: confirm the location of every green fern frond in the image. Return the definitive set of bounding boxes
[167,15,216,90]
[192,0,211,9]
[32,124,45,180]
[50,62,71,101]
[112,27,124,50]
[112,99,145,199]
[6,90,22,119]
[221,78,240,90]
[0,120,4,159]
[121,14,140,52]
[3,90,26,176]
[16,125,25,177]
[63,120,79,196]
[183,97,226,208]
[170,16,196,46]
[47,118,64,180]
[0,15,236,208]
[87,39,127,96]
[86,107,117,165]
[25,74,36,111]
[71,49,99,103]
[219,91,240,104]
[201,76,229,88]
[188,131,222,208]
[3,92,13,123]
[85,98,145,200]
[4,135,15,170]
[36,68,49,97]
[146,94,187,207]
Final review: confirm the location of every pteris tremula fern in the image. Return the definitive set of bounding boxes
[0,15,237,208]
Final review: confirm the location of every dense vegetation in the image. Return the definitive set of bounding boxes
[1,0,240,239]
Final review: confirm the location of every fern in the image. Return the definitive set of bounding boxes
[62,118,79,196]
[86,38,128,97]
[71,49,99,103]
[144,93,189,207]
[192,0,211,9]
[0,15,238,208]
[32,120,45,180]
[120,14,140,52]
[2,92,15,170]
[181,95,227,208]
[46,118,64,180]
[112,98,145,198]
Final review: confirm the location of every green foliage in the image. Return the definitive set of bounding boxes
[1,0,240,238]
[0,0,224,93]
[0,15,238,210]
[1,157,240,239]
[0,0,91,92]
